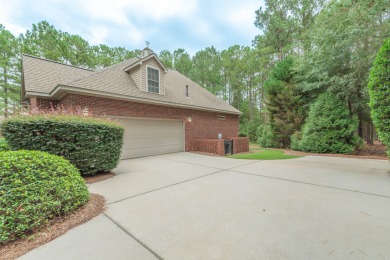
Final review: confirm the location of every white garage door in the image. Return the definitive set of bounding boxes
[120,118,184,159]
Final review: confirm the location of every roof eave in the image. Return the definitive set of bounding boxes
[49,85,241,115]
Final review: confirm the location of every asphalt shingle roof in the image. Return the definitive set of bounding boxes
[22,54,241,114]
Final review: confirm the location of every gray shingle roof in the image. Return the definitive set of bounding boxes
[22,54,241,114]
[23,55,94,94]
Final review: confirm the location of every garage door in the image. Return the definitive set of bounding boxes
[120,118,184,159]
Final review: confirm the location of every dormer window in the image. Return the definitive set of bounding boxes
[147,66,159,93]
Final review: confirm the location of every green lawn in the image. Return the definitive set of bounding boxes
[228,149,301,160]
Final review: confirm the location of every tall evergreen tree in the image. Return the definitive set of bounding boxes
[263,57,303,147]
[368,38,390,156]
[298,92,360,154]
[0,25,20,117]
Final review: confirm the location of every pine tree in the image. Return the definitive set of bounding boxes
[368,38,390,156]
[0,25,20,117]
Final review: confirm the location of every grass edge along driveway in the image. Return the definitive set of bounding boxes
[228,149,302,160]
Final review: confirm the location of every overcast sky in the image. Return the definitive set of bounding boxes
[0,0,264,55]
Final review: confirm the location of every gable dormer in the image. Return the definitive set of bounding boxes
[124,48,167,95]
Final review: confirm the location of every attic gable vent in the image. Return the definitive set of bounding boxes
[186,85,189,97]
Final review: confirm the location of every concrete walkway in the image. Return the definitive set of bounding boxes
[21,153,390,259]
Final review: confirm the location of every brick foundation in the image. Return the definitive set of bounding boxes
[232,137,250,154]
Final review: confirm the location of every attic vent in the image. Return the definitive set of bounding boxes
[185,85,189,97]
[218,116,225,120]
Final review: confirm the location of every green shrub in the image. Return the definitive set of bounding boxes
[239,132,247,137]
[299,92,360,154]
[0,150,89,243]
[368,38,390,157]
[1,115,124,175]
[240,121,260,142]
[257,124,277,148]
[290,131,302,151]
[0,138,9,151]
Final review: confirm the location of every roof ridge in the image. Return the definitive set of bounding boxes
[64,57,140,85]
[22,54,94,72]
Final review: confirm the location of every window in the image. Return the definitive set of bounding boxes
[218,116,225,120]
[147,67,159,93]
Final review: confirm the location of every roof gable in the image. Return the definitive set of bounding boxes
[124,53,167,73]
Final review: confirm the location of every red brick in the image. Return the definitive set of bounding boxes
[57,94,240,152]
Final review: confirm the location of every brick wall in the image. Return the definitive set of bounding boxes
[58,94,239,151]
[232,137,249,154]
[32,98,58,110]
[190,139,225,156]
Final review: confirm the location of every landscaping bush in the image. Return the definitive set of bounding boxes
[1,115,124,175]
[0,150,89,243]
[290,131,302,151]
[298,92,360,154]
[368,38,390,157]
[0,138,9,151]
[257,124,277,148]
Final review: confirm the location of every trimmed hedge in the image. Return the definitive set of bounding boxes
[1,115,124,175]
[368,38,390,157]
[0,138,9,151]
[0,150,89,243]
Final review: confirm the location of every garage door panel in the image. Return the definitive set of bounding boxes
[120,118,184,159]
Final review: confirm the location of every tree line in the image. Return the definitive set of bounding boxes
[0,0,389,153]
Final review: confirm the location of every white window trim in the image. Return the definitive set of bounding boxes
[146,65,160,94]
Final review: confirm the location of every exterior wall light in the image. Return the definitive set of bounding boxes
[187,116,192,122]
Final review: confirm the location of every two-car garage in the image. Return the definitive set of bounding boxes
[119,118,184,159]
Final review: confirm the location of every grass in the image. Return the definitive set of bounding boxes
[228,149,301,160]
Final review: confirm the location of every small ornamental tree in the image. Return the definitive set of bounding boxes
[298,92,360,154]
[368,38,390,156]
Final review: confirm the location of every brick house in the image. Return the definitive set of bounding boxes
[21,48,249,158]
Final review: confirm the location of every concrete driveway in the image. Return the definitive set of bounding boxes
[22,153,390,259]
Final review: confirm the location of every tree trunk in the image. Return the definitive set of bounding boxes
[3,67,8,118]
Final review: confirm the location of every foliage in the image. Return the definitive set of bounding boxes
[0,0,388,148]
[298,92,360,154]
[229,149,301,160]
[1,114,124,175]
[264,57,304,148]
[296,0,389,138]
[257,124,277,148]
[0,150,89,243]
[20,21,139,70]
[290,131,302,151]
[0,25,20,116]
[0,138,9,151]
[368,38,390,156]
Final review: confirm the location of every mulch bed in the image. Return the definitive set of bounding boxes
[0,194,106,260]
[84,171,116,184]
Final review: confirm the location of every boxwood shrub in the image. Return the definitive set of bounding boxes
[0,150,89,243]
[0,138,9,151]
[1,115,124,175]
